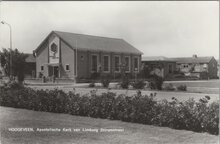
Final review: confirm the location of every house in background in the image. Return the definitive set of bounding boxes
[33,31,143,82]
[24,54,36,78]
[171,55,218,79]
[141,56,176,79]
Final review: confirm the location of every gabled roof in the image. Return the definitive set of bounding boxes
[25,54,36,63]
[142,56,175,62]
[35,31,143,55]
[170,56,214,64]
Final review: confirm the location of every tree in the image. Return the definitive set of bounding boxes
[0,48,28,84]
[141,65,151,79]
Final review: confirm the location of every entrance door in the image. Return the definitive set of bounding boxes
[48,66,59,78]
[53,66,59,78]
[48,66,53,77]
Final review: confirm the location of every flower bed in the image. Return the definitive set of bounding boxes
[0,83,218,135]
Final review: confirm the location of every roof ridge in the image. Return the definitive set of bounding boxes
[35,31,143,55]
[143,56,168,57]
[170,56,213,59]
[53,30,123,41]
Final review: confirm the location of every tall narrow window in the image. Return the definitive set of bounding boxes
[103,55,110,72]
[91,55,98,72]
[41,66,44,71]
[169,64,172,73]
[114,56,120,72]
[65,64,70,71]
[134,57,139,72]
[125,56,130,72]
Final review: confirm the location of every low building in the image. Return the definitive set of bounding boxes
[141,56,176,78]
[33,31,143,82]
[171,55,218,79]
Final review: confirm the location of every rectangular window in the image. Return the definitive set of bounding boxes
[134,57,139,72]
[41,66,44,71]
[65,64,70,71]
[91,55,98,72]
[103,55,110,72]
[114,56,120,72]
[125,56,130,72]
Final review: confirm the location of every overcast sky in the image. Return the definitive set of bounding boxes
[0,1,219,58]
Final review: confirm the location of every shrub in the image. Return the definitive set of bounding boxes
[3,80,23,89]
[0,85,218,135]
[101,78,110,88]
[163,83,175,91]
[148,74,164,90]
[132,80,146,89]
[120,77,130,89]
[177,84,187,91]
[89,82,95,88]
[140,66,151,79]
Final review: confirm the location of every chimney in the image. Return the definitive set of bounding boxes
[193,54,197,58]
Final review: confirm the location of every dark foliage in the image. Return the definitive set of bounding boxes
[100,75,111,88]
[89,82,95,88]
[163,83,175,91]
[3,80,24,89]
[140,65,152,79]
[177,85,187,91]
[132,80,146,89]
[148,74,164,90]
[0,48,27,83]
[120,76,130,89]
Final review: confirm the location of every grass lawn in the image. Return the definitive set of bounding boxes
[164,80,219,88]
[163,80,219,94]
[0,106,218,144]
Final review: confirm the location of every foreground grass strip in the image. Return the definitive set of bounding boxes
[0,106,218,144]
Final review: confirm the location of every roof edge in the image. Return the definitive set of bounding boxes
[34,31,54,54]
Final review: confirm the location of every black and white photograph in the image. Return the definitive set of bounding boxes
[0,1,219,144]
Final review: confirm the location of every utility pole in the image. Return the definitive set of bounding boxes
[1,21,12,79]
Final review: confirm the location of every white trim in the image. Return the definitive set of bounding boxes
[114,55,121,73]
[75,40,78,77]
[133,56,139,72]
[125,56,131,73]
[103,55,110,73]
[91,54,99,72]
[65,64,70,71]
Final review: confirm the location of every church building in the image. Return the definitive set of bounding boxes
[34,31,143,82]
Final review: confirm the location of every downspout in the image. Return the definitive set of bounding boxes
[76,40,78,78]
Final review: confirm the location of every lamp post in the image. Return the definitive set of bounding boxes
[1,21,12,78]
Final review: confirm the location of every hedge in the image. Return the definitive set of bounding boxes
[0,83,218,135]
